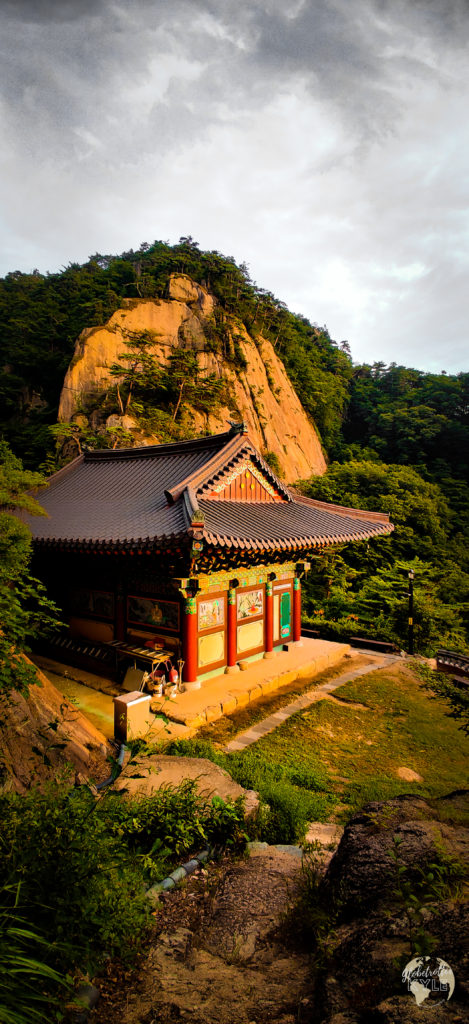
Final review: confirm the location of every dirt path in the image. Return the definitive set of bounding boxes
[224,652,400,752]
[92,844,315,1024]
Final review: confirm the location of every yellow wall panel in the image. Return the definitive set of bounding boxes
[237,619,263,654]
[198,630,225,668]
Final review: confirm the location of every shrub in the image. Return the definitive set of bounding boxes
[226,747,336,841]
[164,735,338,843]
[0,785,151,972]
[254,781,315,843]
[0,776,247,974]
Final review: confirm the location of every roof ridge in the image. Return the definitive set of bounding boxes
[165,433,248,503]
[83,429,234,461]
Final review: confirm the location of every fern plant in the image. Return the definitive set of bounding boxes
[0,886,68,1024]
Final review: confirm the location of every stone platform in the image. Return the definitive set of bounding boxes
[150,638,350,738]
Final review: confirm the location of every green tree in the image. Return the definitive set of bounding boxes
[109,328,167,413]
[300,460,469,654]
[164,350,229,421]
[0,442,60,696]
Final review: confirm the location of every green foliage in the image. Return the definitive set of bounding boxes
[0,776,246,975]
[343,362,469,482]
[301,460,469,654]
[228,746,335,841]
[284,843,340,966]
[164,349,229,421]
[108,328,167,414]
[164,736,226,767]
[261,449,282,476]
[100,779,245,874]
[0,886,69,1024]
[389,832,467,956]
[164,736,335,842]
[415,663,469,735]
[0,443,61,696]
[0,784,151,972]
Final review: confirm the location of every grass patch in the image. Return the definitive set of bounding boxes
[224,662,468,827]
[166,663,468,842]
[196,655,372,745]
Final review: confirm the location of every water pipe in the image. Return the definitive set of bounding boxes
[96,743,126,791]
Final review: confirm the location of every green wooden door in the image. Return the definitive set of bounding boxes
[280,591,291,638]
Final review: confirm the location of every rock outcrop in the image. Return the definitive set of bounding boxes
[114,753,259,818]
[314,793,469,1023]
[0,657,108,793]
[58,273,326,481]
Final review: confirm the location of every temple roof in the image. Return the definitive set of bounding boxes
[28,426,393,555]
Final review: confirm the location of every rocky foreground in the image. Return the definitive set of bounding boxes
[91,791,468,1024]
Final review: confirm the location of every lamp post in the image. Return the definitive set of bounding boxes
[408,569,414,656]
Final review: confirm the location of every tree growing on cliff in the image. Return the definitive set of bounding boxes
[109,328,167,414]
[109,331,230,423]
[164,350,229,422]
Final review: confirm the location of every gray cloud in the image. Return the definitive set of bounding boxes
[1,0,105,23]
[0,0,468,371]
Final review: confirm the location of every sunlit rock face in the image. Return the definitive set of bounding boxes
[58,273,326,481]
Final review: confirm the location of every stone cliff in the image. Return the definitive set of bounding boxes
[58,274,326,481]
[0,656,108,793]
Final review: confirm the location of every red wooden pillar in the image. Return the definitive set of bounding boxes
[264,580,275,658]
[183,595,199,688]
[225,587,240,673]
[293,577,302,643]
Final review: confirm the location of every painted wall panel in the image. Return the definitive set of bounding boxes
[198,630,225,668]
[237,619,264,654]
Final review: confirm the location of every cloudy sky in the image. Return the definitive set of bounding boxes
[1,0,468,372]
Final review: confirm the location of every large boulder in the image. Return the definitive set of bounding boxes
[115,753,259,818]
[312,793,469,1022]
[326,793,469,919]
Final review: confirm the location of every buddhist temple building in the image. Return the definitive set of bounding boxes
[29,425,393,689]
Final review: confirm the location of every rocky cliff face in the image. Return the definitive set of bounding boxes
[0,656,108,793]
[58,274,326,481]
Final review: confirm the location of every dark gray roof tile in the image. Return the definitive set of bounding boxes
[27,429,393,552]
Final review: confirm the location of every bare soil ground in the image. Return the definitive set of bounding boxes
[91,846,315,1024]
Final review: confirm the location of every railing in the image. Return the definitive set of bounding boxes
[349,637,398,653]
[301,624,398,653]
[436,649,469,680]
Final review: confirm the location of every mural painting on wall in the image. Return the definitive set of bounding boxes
[127,596,180,631]
[70,588,115,620]
[198,597,225,631]
[237,588,263,619]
